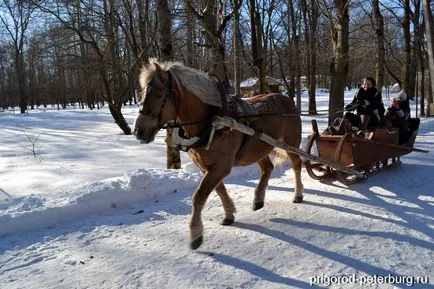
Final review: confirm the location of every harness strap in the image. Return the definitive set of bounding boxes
[235,127,262,162]
[173,124,214,152]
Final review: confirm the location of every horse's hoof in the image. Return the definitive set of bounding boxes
[190,235,203,250]
[253,201,264,211]
[221,218,234,226]
[293,196,303,203]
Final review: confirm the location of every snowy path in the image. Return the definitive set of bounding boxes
[1,165,433,289]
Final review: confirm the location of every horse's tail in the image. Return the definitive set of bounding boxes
[271,148,289,167]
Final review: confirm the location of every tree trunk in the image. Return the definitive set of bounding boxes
[413,0,424,116]
[309,1,318,114]
[136,0,149,62]
[157,0,172,62]
[184,1,234,90]
[328,0,349,125]
[108,103,132,135]
[301,0,318,114]
[233,0,241,95]
[249,0,258,78]
[17,53,27,113]
[402,0,415,99]
[373,0,385,92]
[293,2,302,110]
[186,11,194,67]
[423,0,434,115]
[286,1,301,101]
[249,0,264,93]
[420,63,425,116]
[255,11,266,94]
[157,0,180,169]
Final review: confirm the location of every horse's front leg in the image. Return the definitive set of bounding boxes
[253,156,274,211]
[190,168,230,250]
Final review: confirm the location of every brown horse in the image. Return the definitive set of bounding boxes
[133,59,304,249]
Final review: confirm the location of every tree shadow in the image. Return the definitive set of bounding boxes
[271,218,433,251]
[301,200,406,227]
[0,187,13,202]
[232,221,434,289]
[303,163,434,241]
[197,251,322,288]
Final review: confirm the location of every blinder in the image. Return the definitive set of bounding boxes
[138,71,178,128]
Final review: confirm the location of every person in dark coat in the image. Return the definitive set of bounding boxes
[344,77,385,137]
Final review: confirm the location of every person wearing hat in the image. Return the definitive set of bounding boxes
[385,90,410,120]
[344,77,385,137]
[385,90,411,144]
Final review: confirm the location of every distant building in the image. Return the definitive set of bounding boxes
[240,76,284,96]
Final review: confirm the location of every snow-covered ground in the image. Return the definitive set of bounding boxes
[0,90,433,289]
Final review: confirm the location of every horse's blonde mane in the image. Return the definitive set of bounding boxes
[141,58,222,108]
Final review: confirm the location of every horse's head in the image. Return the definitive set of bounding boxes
[133,62,177,143]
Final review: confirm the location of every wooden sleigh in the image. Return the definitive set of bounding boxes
[305,118,426,184]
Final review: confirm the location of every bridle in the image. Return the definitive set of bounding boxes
[138,71,178,128]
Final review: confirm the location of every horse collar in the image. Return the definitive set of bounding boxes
[172,123,216,152]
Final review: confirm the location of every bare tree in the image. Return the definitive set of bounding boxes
[37,0,135,134]
[249,0,266,93]
[372,0,385,91]
[184,0,242,90]
[301,0,319,114]
[423,0,434,115]
[0,1,37,113]
[156,0,181,169]
[233,0,241,95]
[328,0,350,125]
[0,0,429,122]
[157,0,172,62]
[402,0,416,99]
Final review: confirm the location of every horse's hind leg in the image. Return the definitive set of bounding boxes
[287,152,304,203]
[215,182,236,225]
[253,156,274,211]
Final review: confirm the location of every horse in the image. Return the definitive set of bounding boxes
[133,59,304,250]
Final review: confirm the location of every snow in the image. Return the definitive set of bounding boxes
[1,90,433,289]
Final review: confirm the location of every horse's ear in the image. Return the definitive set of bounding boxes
[153,62,170,83]
[154,62,163,76]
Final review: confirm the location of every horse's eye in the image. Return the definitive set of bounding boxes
[144,85,153,97]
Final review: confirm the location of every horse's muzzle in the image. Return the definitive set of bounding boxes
[133,127,157,144]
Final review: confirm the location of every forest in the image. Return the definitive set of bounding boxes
[1,0,434,133]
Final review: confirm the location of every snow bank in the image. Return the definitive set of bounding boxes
[0,163,260,237]
[0,168,202,236]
